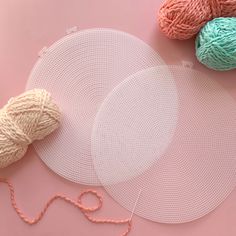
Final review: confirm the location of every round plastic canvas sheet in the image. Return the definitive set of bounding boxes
[91,66,236,223]
[26,28,166,185]
[92,66,178,185]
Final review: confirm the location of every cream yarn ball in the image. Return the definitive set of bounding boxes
[0,89,60,168]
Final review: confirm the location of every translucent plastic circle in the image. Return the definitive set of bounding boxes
[92,66,178,185]
[26,28,166,185]
[91,66,236,223]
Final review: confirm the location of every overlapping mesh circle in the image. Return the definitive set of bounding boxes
[91,66,236,223]
[26,28,166,185]
[92,66,178,185]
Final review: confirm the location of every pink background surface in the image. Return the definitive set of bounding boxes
[0,0,236,235]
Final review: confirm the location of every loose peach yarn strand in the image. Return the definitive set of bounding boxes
[0,178,132,236]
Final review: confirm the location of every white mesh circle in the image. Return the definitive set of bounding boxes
[92,67,178,185]
[91,66,236,223]
[26,28,166,185]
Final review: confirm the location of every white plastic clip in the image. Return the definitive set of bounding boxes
[66,26,78,35]
[182,60,194,69]
[38,46,48,57]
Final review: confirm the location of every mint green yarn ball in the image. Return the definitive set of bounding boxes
[196,17,236,71]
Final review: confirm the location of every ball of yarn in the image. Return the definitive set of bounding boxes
[196,17,236,71]
[0,89,60,168]
[158,0,236,40]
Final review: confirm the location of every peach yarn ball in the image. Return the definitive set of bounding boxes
[158,0,236,40]
[0,89,60,168]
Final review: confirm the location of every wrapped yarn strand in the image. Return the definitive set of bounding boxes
[196,17,236,71]
[158,0,236,40]
[0,89,61,168]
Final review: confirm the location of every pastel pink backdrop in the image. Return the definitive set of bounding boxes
[0,0,236,235]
